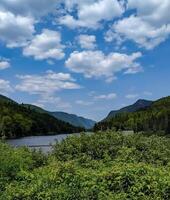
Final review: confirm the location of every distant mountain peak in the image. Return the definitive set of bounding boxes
[51,111,96,129]
[135,99,151,104]
[95,96,170,133]
[104,99,153,121]
[23,104,96,129]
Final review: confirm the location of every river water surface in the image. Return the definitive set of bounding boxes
[6,134,76,153]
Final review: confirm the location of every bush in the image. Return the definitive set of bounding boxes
[1,131,170,199]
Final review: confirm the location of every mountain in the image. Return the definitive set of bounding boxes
[23,104,48,114]
[23,104,96,129]
[0,96,84,139]
[0,94,16,103]
[105,99,153,121]
[50,112,96,129]
[94,96,170,134]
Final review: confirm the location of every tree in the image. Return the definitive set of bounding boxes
[0,116,13,138]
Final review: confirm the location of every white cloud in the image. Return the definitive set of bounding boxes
[15,70,81,112]
[65,50,142,81]
[125,94,139,99]
[106,15,170,49]
[94,93,117,100]
[36,95,72,111]
[16,70,81,95]
[63,0,92,11]
[0,10,35,48]
[0,0,59,48]
[128,0,170,26]
[23,29,65,60]
[105,0,170,49]
[0,79,13,95]
[76,100,93,106]
[58,0,124,29]
[77,34,96,49]
[0,58,10,70]
[0,0,57,18]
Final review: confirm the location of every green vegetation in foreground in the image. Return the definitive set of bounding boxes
[1,131,170,199]
[94,96,170,134]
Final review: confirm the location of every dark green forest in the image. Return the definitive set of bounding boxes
[0,97,83,139]
[1,131,170,199]
[94,96,170,134]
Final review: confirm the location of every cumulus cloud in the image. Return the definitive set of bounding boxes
[0,58,10,70]
[23,29,65,60]
[35,95,72,111]
[15,70,81,95]
[94,93,117,100]
[128,0,170,25]
[77,34,96,49]
[0,10,35,48]
[0,79,13,95]
[0,0,57,18]
[0,0,58,48]
[105,0,170,49]
[15,70,81,112]
[65,50,142,81]
[58,0,124,29]
[105,15,170,49]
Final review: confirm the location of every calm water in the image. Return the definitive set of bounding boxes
[6,133,77,153]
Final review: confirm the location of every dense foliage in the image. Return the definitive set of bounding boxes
[0,101,84,139]
[94,97,170,134]
[1,131,170,199]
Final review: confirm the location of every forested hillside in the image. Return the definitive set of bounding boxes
[0,97,83,139]
[0,94,16,103]
[51,112,96,129]
[94,96,170,134]
[23,104,96,129]
[105,99,153,120]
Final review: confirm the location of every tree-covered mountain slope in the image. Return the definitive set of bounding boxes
[50,112,96,129]
[0,94,16,103]
[22,104,48,114]
[94,96,170,134]
[0,96,84,139]
[104,99,153,121]
[23,104,96,129]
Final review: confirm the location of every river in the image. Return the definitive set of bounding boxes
[6,133,77,153]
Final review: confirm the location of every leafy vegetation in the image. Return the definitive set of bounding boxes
[1,131,170,199]
[0,100,84,139]
[1,94,170,199]
[94,97,170,134]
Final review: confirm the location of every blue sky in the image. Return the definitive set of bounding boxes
[0,0,170,121]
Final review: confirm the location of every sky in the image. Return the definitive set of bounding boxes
[0,0,170,121]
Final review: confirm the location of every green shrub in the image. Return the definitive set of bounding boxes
[1,131,170,199]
